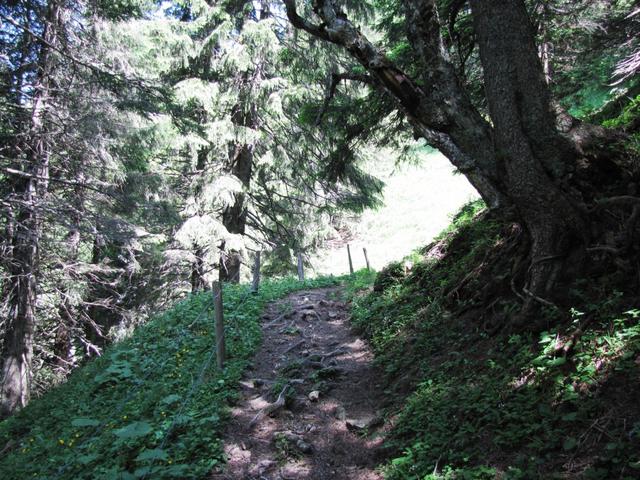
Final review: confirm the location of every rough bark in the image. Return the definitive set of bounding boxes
[191,245,207,291]
[469,0,587,302]
[220,141,252,283]
[220,74,256,283]
[1,0,60,417]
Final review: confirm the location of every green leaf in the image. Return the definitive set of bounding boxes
[547,357,567,367]
[532,355,549,366]
[136,448,168,462]
[77,453,99,465]
[114,421,153,439]
[160,394,181,405]
[72,418,101,427]
[134,467,153,478]
[103,470,136,480]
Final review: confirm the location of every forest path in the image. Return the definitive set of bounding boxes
[211,287,385,480]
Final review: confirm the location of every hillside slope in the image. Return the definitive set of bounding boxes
[313,151,479,275]
[0,277,338,480]
[352,202,640,479]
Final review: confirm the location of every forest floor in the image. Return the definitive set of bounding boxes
[210,287,386,480]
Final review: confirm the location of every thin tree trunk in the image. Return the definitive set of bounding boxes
[54,185,83,373]
[191,245,206,291]
[1,0,60,417]
[539,4,553,85]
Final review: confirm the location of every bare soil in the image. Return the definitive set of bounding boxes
[210,287,386,480]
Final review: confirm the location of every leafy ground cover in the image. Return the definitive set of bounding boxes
[0,276,339,480]
[351,201,640,479]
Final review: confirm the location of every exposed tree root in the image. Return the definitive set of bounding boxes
[249,384,289,428]
[283,340,306,354]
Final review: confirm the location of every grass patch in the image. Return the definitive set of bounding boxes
[0,276,338,480]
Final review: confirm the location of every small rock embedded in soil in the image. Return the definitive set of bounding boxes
[346,415,382,432]
[249,459,276,476]
[274,431,313,454]
[333,405,347,421]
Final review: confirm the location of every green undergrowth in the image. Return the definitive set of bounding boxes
[0,276,338,480]
[351,201,640,479]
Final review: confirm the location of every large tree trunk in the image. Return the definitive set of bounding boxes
[282,0,609,318]
[1,0,60,417]
[469,0,587,303]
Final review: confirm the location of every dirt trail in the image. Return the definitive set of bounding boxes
[211,287,386,480]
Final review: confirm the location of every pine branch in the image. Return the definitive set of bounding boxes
[0,12,163,96]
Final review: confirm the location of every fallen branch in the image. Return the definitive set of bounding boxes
[251,378,305,386]
[306,310,322,322]
[586,245,622,255]
[278,320,297,334]
[263,312,287,328]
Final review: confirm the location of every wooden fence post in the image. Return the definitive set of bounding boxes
[252,251,261,293]
[212,281,225,369]
[297,252,305,281]
[363,247,371,271]
[347,244,354,274]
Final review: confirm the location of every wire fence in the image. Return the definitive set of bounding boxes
[140,279,255,479]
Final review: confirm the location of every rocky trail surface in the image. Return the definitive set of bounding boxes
[211,287,386,480]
